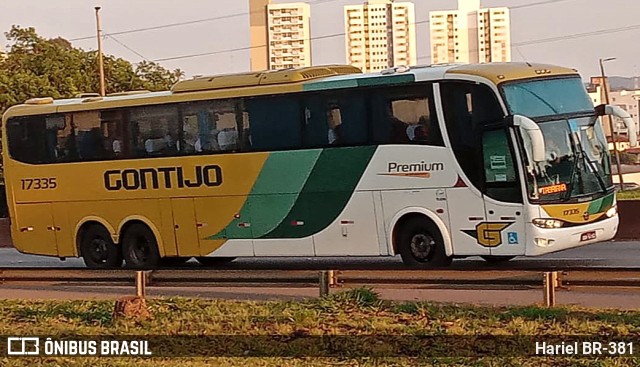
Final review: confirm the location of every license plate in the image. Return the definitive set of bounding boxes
[580,231,596,242]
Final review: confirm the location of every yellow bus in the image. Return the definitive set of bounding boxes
[2,63,634,269]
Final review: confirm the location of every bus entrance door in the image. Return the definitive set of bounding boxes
[483,199,526,256]
[171,198,200,256]
[445,188,491,256]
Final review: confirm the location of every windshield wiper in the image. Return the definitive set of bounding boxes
[578,146,608,194]
[564,133,608,200]
[563,151,580,201]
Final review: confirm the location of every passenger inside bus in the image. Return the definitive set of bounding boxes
[327,106,342,145]
[387,104,410,143]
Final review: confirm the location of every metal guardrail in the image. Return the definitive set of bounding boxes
[2,268,640,306]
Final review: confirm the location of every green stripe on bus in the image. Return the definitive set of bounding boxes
[587,193,614,214]
[261,146,376,239]
[208,150,322,240]
[303,74,415,92]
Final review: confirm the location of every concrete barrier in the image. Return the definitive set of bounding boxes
[615,200,640,240]
[0,218,11,248]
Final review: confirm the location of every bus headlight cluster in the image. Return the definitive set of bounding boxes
[606,206,617,218]
[532,218,564,228]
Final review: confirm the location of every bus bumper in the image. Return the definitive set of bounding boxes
[525,214,618,256]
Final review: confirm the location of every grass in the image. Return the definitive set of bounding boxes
[0,289,639,366]
[617,188,640,200]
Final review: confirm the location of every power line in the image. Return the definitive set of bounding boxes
[509,0,576,10]
[512,23,640,47]
[105,34,150,61]
[415,22,640,61]
[69,0,575,43]
[69,0,342,42]
[73,0,628,65]
[152,31,346,62]
[142,0,580,64]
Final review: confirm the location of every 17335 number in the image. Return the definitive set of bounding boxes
[21,178,57,190]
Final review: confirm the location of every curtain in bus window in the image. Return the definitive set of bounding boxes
[246,96,302,150]
[337,94,367,146]
[302,95,329,147]
[99,110,126,159]
[59,114,79,162]
[371,93,392,143]
[214,100,240,152]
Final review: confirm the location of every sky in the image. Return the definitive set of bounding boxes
[1,0,639,80]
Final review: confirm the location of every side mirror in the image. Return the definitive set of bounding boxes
[509,115,546,162]
[596,104,638,147]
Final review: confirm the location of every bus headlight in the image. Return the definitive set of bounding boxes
[532,218,564,228]
[606,206,617,218]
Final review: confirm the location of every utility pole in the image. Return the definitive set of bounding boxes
[600,57,624,189]
[95,6,106,97]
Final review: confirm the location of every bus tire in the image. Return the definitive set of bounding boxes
[80,225,123,269]
[481,255,515,263]
[121,223,161,269]
[397,217,452,268]
[196,257,236,266]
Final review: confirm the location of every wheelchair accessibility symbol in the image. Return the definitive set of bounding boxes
[507,232,518,245]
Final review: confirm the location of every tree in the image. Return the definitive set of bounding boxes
[0,26,183,113]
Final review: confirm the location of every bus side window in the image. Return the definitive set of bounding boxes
[300,93,366,148]
[129,105,180,157]
[246,96,302,151]
[6,116,48,164]
[371,83,442,146]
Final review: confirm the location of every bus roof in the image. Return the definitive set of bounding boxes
[3,62,580,119]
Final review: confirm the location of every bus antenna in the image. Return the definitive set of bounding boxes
[516,46,532,67]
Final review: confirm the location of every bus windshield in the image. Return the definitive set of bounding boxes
[502,77,613,202]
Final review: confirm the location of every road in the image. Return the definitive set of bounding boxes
[0,241,637,269]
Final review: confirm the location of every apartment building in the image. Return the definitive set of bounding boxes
[344,0,417,72]
[588,82,640,139]
[267,3,311,70]
[430,0,510,64]
[250,0,271,71]
[250,1,311,71]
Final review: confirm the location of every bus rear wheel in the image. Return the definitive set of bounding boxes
[196,257,236,266]
[397,217,452,268]
[80,225,123,269]
[121,223,161,269]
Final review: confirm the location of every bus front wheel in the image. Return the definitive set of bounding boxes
[80,225,123,269]
[121,223,161,269]
[397,217,452,268]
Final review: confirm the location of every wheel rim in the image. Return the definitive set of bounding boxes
[410,233,435,262]
[129,235,150,265]
[88,238,110,264]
